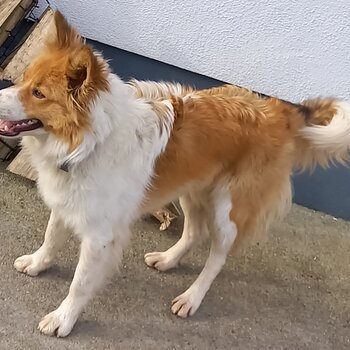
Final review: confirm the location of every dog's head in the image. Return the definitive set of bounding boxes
[0,11,109,151]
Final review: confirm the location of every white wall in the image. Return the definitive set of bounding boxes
[47,0,349,102]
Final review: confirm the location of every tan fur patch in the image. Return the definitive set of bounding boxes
[141,89,306,248]
[302,98,337,126]
[17,11,109,151]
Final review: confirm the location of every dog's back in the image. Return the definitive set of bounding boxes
[142,85,350,249]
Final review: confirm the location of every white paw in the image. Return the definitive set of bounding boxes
[14,253,51,276]
[144,251,178,272]
[38,308,77,337]
[171,288,203,318]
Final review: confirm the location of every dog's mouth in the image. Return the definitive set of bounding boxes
[0,118,43,137]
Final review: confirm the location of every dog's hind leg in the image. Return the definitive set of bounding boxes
[144,193,208,271]
[14,210,70,276]
[171,185,237,318]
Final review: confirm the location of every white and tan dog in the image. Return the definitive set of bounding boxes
[0,12,350,337]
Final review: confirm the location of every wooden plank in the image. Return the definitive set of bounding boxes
[7,147,37,180]
[0,0,34,47]
[5,9,53,178]
[0,8,54,82]
[0,0,21,27]
[0,138,17,160]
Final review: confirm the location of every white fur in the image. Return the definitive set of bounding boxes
[170,186,237,317]
[14,211,70,276]
[145,192,209,271]
[300,101,350,165]
[0,73,176,336]
[0,86,27,119]
[0,73,237,335]
[129,79,192,100]
[146,186,237,318]
[0,86,48,138]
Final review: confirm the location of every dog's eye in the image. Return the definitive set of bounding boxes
[32,88,45,99]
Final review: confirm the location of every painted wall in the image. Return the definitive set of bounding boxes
[45,0,349,102]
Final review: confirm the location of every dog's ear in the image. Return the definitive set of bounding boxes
[67,46,92,92]
[66,46,109,110]
[48,10,82,48]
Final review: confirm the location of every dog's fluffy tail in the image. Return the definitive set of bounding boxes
[296,99,350,170]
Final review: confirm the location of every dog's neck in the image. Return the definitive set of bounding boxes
[23,74,154,173]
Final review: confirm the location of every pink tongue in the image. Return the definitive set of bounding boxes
[0,120,16,129]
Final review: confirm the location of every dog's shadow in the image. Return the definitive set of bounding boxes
[38,264,75,282]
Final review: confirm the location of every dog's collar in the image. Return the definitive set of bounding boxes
[59,161,70,172]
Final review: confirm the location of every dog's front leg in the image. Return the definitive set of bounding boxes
[38,232,123,337]
[14,210,70,276]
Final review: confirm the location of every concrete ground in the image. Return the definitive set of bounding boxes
[0,164,350,350]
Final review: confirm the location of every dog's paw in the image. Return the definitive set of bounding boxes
[171,289,203,318]
[38,308,77,337]
[14,253,50,276]
[144,251,178,272]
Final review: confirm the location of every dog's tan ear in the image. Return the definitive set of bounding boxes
[48,10,82,48]
[67,46,109,110]
[67,46,93,91]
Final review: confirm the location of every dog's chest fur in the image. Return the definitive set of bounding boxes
[21,128,165,235]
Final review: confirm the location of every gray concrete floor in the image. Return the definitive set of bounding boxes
[1,164,350,350]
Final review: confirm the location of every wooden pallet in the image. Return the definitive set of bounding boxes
[0,0,35,48]
[0,7,54,82]
[4,8,53,180]
[0,0,37,156]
